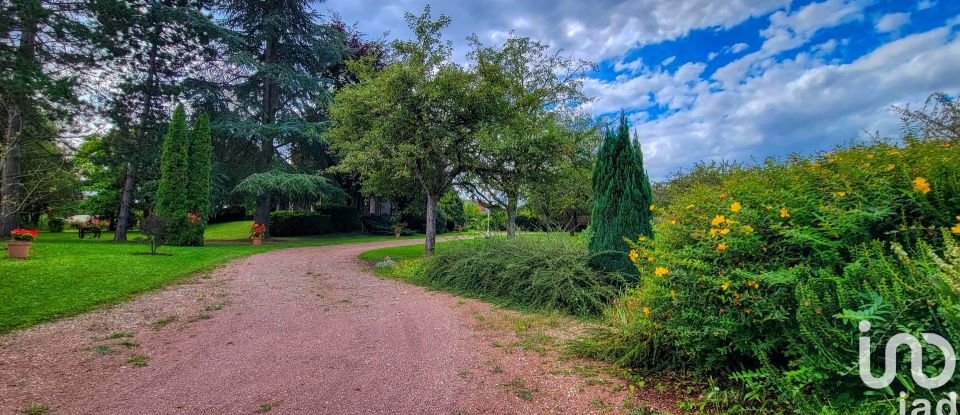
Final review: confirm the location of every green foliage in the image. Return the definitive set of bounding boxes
[155,105,194,246]
[321,206,362,233]
[183,114,213,246]
[269,211,334,237]
[232,171,347,207]
[329,7,484,254]
[46,217,65,233]
[577,137,960,413]
[418,235,626,316]
[588,113,654,274]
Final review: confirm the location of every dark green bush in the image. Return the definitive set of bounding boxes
[269,211,333,237]
[47,217,65,233]
[320,206,361,233]
[418,235,625,316]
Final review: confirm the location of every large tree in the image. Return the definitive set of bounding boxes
[467,35,592,238]
[184,113,212,245]
[329,7,484,255]
[154,104,191,245]
[215,0,342,234]
[588,112,654,274]
[107,0,218,241]
[0,0,120,235]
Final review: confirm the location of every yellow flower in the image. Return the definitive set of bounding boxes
[913,177,931,194]
[886,164,895,171]
[670,290,677,299]
[670,219,677,225]
[711,215,726,227]
[747,280,759,289]
[629,249,639,262]
[721,282,730,291]
[888,149,900,156]
[647,256,655,263]
[730,202,742,213]
[649,204,656,212]
[709,228,720,236]
[952,223,960,235]
[718,228,730,236]
[716,242,728,252]
[867,153,874,159]
[779,208,790,218]
[833,191,846,198]
[686,204,695,210]
[742,225,754,234]
[642,306,651,316]
[655,267,669,277]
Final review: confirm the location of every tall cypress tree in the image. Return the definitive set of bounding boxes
[588,112,654,274]
[155,104,191,245]
[183,113,212,246]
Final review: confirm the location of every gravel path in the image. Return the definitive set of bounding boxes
[0,238,640,414]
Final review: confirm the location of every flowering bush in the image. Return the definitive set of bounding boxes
[10,228,38,242]
[250,223,266,239]
[577,137,960,413]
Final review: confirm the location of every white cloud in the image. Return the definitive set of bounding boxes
[918,0,936,10]
[875,12,911,33]
[614,57,644,73]
[589,24,960,179]
[660,56,676,66]
[730,42,750,53]
[323,0,790,63]
[712,0,868,88]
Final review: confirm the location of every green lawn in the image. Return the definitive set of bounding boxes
[0,223,427,333]
[358,239,473,262]
[203,220,253,240]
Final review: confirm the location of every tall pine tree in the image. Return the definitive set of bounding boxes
[216,0,341,236]
[155,104,191,245]
[184,113,212,246]
[588,112,653,274]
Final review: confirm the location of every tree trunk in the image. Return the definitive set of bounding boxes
[114,167,136,241]
[424,193,438,256]
[253,194,271,237]
[506,194,518,239]
[114,20,161,240]
[0,108,23,236]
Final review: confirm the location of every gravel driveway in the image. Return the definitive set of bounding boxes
[0,238,641,414]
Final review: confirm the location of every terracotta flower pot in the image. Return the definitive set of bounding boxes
[252,237,263,246]
[8,240,32,259]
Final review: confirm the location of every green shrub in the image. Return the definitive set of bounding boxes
[577,137,960,413]
[269,211,333,237]
[321,206,361,233]
[418,235,625,316]
[46,217,65,233]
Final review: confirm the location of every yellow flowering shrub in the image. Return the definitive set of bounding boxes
[578,136,960,413]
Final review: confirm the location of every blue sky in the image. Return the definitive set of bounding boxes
[322,0,960,179]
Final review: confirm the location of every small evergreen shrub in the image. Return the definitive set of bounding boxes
[46,217,65,233]
[417,235,626,316]
[589,112,654,274]
[269,211,334,236]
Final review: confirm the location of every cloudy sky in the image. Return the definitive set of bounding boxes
[321,0,960,179]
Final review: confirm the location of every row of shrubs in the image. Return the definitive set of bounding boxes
[393,235,626,317]
[574,137,960,413]
[268,207,361,237]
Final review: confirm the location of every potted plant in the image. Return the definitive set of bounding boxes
[250,223,266,246]
[8,228,38,259]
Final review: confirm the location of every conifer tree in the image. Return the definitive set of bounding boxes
[588,112,654,274]
[155,105,191,245]
[183,114,212,246]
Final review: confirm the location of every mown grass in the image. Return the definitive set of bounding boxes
[358,240,461,262]
[0,223,427,333]
[203,220,253,240]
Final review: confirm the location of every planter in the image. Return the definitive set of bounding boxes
[251,238,263,246]
[8,240,32,259]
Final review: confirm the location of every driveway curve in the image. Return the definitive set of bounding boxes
[0,238,635,414]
